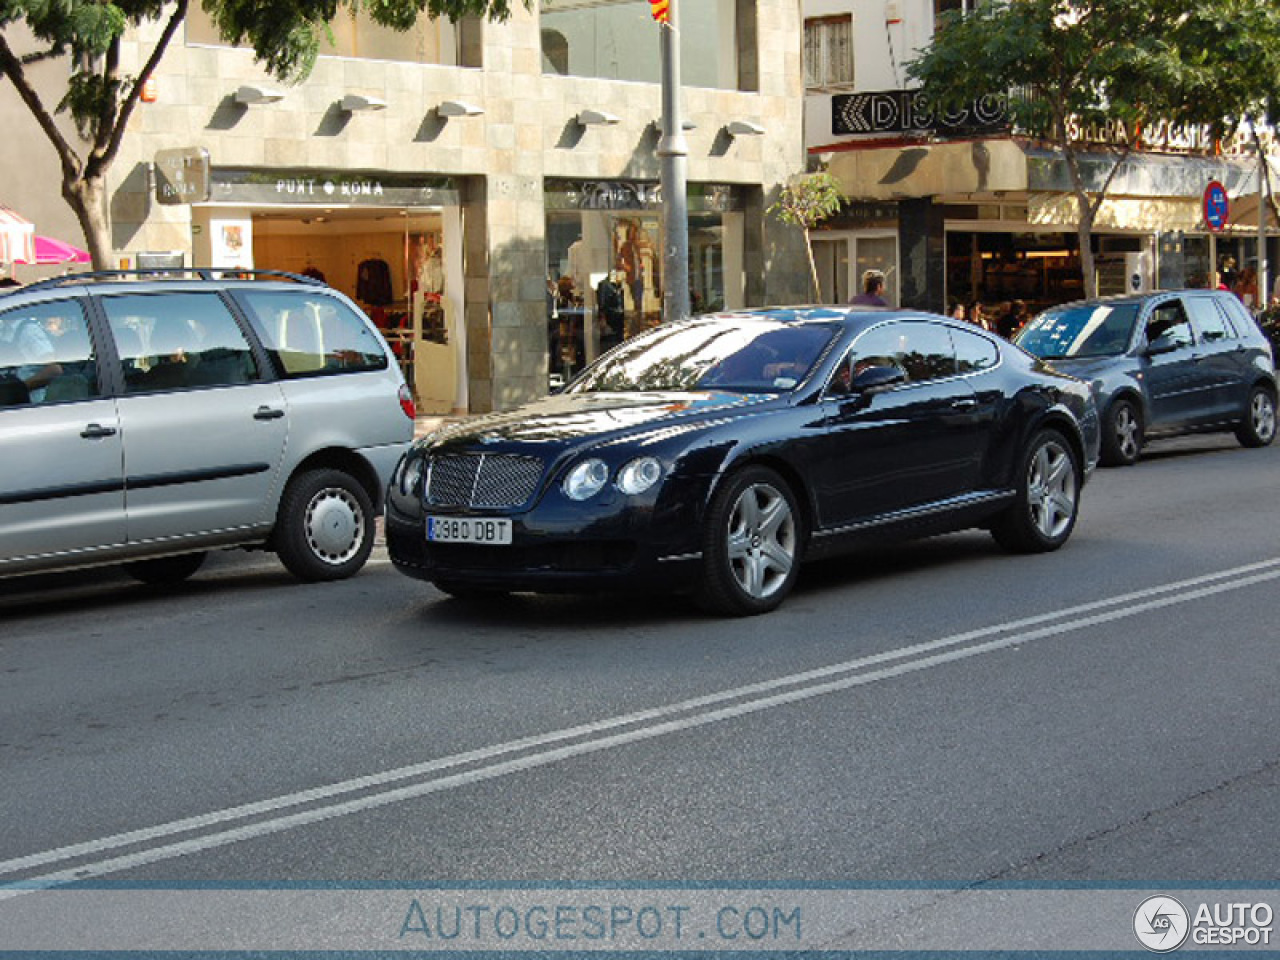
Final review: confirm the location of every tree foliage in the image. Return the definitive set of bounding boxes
[906,0,1280,299]
[0,0,524,266]
[769,172,843,301]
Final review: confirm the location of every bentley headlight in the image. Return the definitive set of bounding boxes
[399,455,426,496]
[616,456,663,495]
[563,458,610,501]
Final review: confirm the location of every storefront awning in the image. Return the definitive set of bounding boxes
[0,205,36,265]
[827,139,1279,232]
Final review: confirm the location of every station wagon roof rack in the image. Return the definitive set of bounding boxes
[11,268,326,294]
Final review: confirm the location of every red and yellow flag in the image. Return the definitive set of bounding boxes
[650,0,669,23]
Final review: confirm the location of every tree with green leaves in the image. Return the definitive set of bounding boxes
[768,171,843,302]
[0,0,521,268]
[907,0,1202,299]
[1169,0,1280,232]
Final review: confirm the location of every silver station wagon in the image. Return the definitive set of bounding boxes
[0,270,414,584]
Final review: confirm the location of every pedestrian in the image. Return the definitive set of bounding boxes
[849,269,888,307]
[1234,266,1258,310]
[998,300,1028,339]
[948,300,966,322]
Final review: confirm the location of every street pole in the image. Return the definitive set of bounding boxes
[657,0,691,322]
[1258,136,1270,312]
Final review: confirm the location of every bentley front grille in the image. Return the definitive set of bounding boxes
[425,453,544,509]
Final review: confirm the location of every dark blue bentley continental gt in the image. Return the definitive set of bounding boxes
[387,308,1100,615]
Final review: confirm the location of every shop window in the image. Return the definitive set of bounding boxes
[540,0,740,89]
[185,4,462,66]
[804,15,853,91]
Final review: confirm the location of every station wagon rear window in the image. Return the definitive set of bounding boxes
[237,291,389,378]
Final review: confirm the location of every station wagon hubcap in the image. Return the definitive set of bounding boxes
[1252,392,1276,442]
[1114,406,1140,460]
[305,487,365,565]
[1027,440,1077,540]
[726,482,796,600]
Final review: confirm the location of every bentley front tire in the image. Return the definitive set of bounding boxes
[697,466,803,616]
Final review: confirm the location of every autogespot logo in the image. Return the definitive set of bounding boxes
[1135,896,1191,952]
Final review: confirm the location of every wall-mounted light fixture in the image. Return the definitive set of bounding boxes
[340,94,388,113]
[577,109,620,126]
[439,100,484,117]
[235,84,285,105]
[725,120,766,137]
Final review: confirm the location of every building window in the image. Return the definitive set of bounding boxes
[185,5,460,66]
[804,15,853,91]
[540,0,739,90]
[934,0,978,24]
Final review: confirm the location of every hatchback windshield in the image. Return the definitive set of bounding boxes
[566,318,838,393]
[1015,303,1140,359]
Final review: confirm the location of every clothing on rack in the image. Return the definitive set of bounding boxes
[356,258,393,306]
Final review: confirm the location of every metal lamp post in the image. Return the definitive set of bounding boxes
[656,0,691,322]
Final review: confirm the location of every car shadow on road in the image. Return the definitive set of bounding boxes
[414,531,1011,628]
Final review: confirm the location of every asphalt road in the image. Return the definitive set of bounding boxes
[2,432,1279,948]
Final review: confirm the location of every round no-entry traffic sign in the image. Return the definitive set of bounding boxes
[1204,180,1229,232]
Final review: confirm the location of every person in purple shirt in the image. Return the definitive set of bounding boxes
[848,269,888,307]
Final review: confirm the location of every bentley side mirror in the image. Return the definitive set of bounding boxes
[852,364,907,393]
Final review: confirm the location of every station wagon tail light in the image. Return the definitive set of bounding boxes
[398,384,416,420]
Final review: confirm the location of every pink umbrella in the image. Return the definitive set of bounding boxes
[22,235,92,265]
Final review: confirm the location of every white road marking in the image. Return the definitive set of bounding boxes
[5,556,1280,894]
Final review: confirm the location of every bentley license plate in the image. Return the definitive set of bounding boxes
[426,516,512,545]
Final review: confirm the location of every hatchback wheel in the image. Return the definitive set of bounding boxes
[1235,385,1277,448]
[1100,397,1142,466]
[697,466,802,616]
[991,429,1080,553]
[275,468,375,581]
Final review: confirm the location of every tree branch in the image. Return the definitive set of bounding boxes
[97,0,188,174]
[0,34,83,183]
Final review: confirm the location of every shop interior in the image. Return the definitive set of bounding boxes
[545,211,726,389]
[245,206,460,411]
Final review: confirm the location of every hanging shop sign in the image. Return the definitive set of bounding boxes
[154,147,211,205]
[209,168,458,207]
[1203,180,1230,232]
[832,89,1008,138]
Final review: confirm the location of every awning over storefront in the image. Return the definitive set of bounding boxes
[0,206,36,264]
[826,139,1279,232]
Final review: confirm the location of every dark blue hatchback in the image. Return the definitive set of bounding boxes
[1015,289,1277,466]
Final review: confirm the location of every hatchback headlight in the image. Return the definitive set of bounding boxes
[563,458,610,501]
[616,456,663,495]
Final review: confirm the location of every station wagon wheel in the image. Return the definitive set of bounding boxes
[991,429,1080,554]
[1100,397,1142,467]
[275,468,375,582]
[697,466,803,616]
[1235,385,1277,448]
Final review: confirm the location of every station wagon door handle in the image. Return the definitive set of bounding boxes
[253,406,286,421]
[950,398,978,410]
[80,423,118,439]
